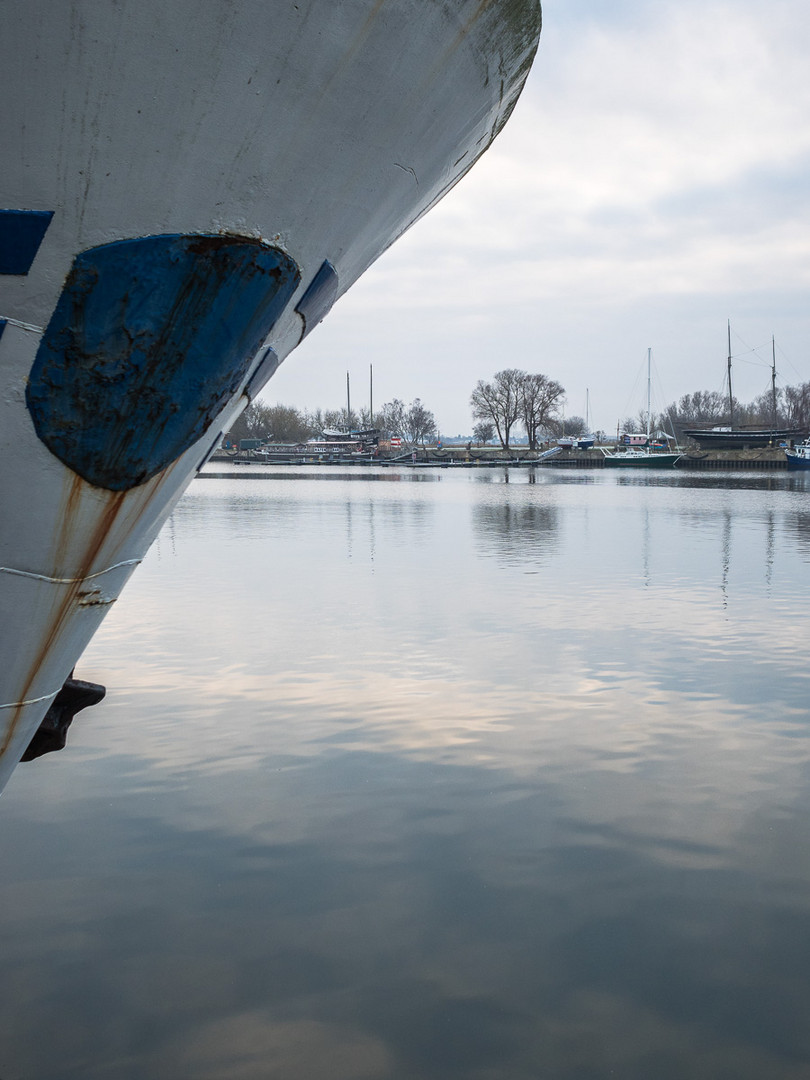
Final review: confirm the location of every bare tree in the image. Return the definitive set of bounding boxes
[307,407,325,433]
[520,373,565,450]
[379,399,406,439]
[472,420,495,445]
[403,398,437,446]
[268,405,317,442]
[322,407,359,431]
[227,401,276,444]
[470,369,525,449]
[557,415,585,437]
[229,402,318,444]
[783,382,810,432]
[662,389,733,440]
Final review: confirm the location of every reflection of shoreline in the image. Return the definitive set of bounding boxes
[790,511,810,562]
[614,472,810,493]
[197,469,443,482]
[72,471,810,787]
[472,500,560,567]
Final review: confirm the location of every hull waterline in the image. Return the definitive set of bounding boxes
[602,453,682,468]
[683,428,801,450]
[0,0,542,791]
[785,446,810,471]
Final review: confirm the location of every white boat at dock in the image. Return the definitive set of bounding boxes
[785,442,810,471]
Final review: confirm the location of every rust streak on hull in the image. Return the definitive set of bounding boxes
[1,486,127,756]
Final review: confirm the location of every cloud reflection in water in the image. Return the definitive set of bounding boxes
[2,469,810,1078]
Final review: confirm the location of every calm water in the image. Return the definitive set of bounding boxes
[3,466,810,1079]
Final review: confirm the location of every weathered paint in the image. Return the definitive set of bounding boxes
[0,0,543,793]
[26,234,300,490]
[295,260,339,338]
[0,209,54,274]
[197,430,225,472]
[243,346,281,401]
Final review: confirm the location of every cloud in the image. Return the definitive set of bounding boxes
[269,0,810,433]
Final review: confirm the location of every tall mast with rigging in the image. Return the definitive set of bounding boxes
[771,336,778,430]
[727,320,734,427]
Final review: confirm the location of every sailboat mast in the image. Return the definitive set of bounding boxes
[771,336,777,430]
[727,320,734,427]
[346,370,351,429]
[646,348,651,440]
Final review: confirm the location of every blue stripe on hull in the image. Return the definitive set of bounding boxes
[0,209,54,274]
[243,346,280,401]
[295,259,338,337]
[26,234,300,490]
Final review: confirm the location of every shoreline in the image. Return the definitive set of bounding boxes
[206,447,795,471]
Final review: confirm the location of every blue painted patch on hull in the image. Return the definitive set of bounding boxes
[0,319,6,343]
[26,234,300,490]
[243,345,280,401]
[295,260,338,337]
[0,209,54,274]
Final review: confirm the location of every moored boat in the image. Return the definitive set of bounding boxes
[683,326,802,449]
[574,389,597,449]
[0,0,543,791]
[602,348,682,468]
[601,447,682,468]
[785,443,810,470]
[682,426,801,450]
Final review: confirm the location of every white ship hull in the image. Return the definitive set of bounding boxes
[0,0,542,791]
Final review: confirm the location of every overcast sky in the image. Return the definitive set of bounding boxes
[269,0,810,435]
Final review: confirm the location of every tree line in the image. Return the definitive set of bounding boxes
[228,369,810,449]
[227,397,438,448]
[470,368,565,449]
[643,382,810,441]
[228,367,566,450]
